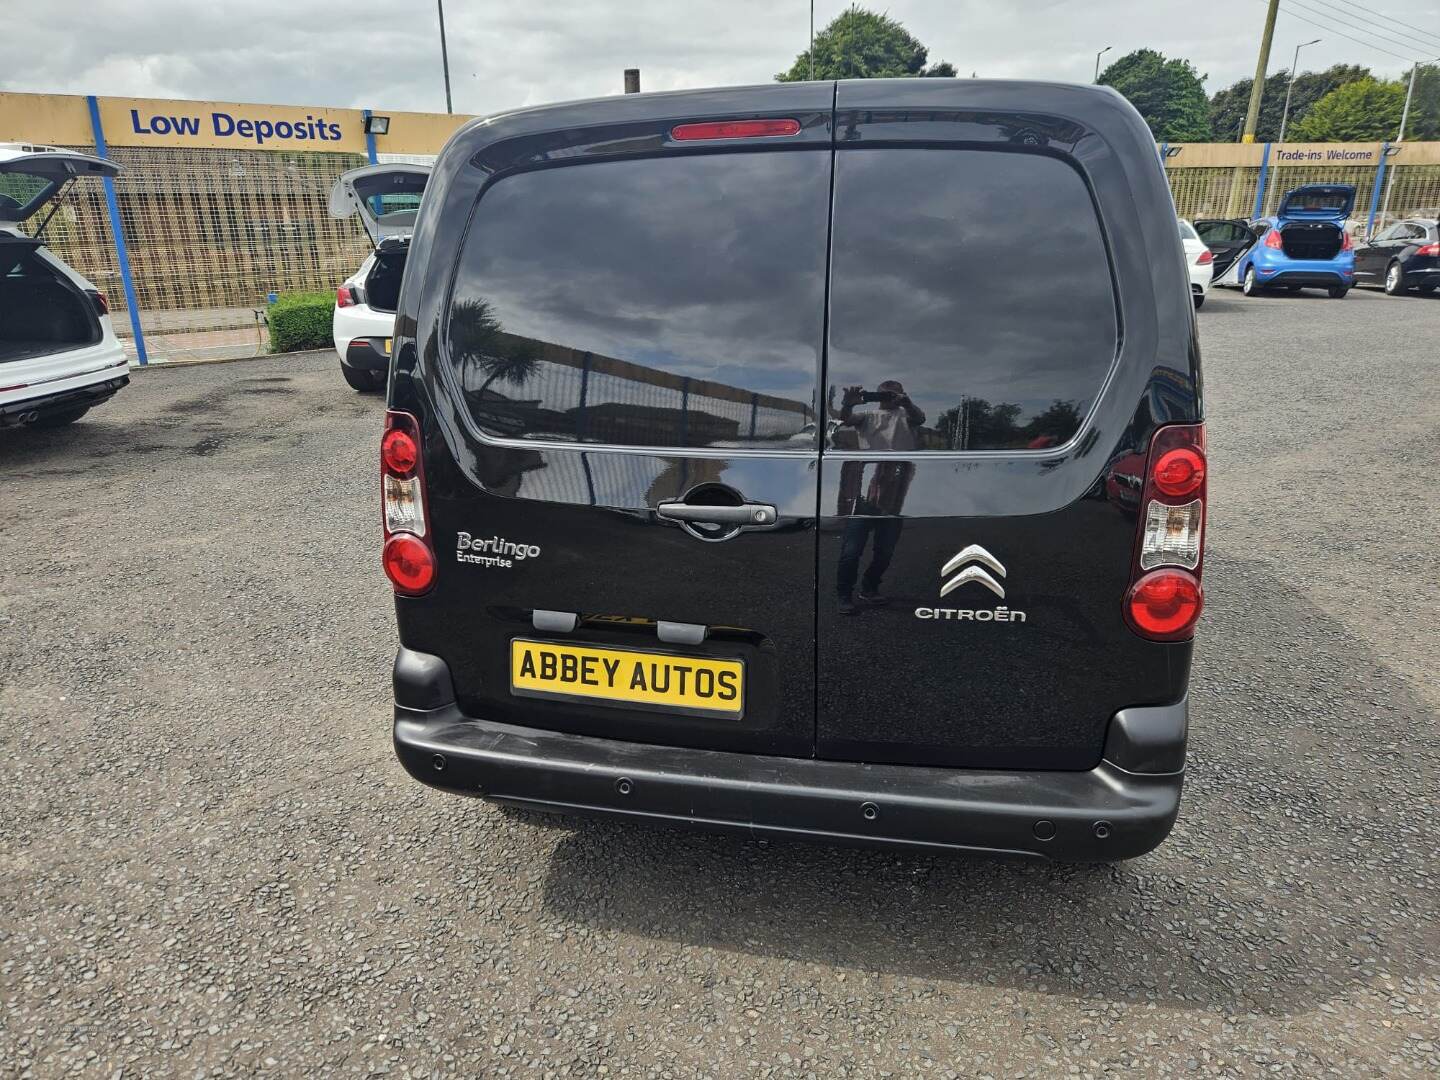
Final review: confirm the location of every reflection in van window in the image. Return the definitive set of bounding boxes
[826,150,1119,451]
[446,152,830,449]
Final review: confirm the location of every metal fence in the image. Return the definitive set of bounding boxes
[33,145,373,362]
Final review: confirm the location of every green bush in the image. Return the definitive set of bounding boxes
[267,291,334,353]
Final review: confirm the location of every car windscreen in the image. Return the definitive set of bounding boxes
[825,149,1119,452]
[444,151,830,449]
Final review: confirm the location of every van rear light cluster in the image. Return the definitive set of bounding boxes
[381,410,435,595]
[1125,423,1205,641]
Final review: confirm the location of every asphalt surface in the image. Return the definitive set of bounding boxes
[2,287,1438,1078]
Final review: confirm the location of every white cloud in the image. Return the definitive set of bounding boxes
[3,0,1437,116]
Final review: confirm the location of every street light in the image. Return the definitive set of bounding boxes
[1379,54,1440,232]
[1397,55,1440,142]
[1094,45,1113,83]
[1276,38,1321,145]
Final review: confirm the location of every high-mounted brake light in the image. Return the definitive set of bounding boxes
[382,410,435,595]
[1264,229,1283,249]
[1124,423,1206,640]
[1196,249,1213,265]
[670,119,802,141]
[336,285,356,309]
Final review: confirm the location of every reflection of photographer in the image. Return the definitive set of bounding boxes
[838,380,925,451]
[834,380,923,615]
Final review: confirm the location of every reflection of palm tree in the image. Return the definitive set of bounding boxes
[473,343,539,398]
[449,297,539,400]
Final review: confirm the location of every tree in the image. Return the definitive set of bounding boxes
[1208,71,1291,142]
[1209,64,1372,142]
[1290,77,1404,141]
[776,6,954,82]
[1098,49,1211,141]
[1399,63,1440,140]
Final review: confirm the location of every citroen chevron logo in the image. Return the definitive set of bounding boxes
[940,544,1006,599]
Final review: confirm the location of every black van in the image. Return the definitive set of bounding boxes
[382,80,1205,860]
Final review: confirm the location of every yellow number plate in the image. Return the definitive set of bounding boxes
[382,337,392,355]
[510,639,744,718]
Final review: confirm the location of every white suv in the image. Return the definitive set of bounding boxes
[328,163,431,392]
[1,145,129,428]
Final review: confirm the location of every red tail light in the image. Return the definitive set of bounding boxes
[671,119,802,141]
[336,285,356,308]
[86,289,109,316]
[1341,230,1354,251]
[382,410,435,595]
[1125,423,1206,641]
[1196,249,1213,265]
[1264,229,1283,249]
[1417,242,1439,256]
[1127,571,1203,637]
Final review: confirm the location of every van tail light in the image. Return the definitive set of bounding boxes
[1417,242,1440,256]
[1341,230,1354,251]
[1125,423,1205,641]
[382,410,435,595]
[670,119,802,141]
[1264,229,1283,249]
[336,285,357,308]
[85,289,109,316]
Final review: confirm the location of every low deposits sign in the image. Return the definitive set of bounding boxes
[100,97,364,153]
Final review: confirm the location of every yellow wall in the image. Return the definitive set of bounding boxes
[0,91,475,156]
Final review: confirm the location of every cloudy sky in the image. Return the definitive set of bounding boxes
[4,0,1437,114]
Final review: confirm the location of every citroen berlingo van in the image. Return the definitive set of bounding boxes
[381,80,1205,860]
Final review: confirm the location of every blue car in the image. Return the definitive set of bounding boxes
[1198,183,1356,299]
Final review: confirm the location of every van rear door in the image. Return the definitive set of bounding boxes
[815,87,1194,770]
[409,116,833,758]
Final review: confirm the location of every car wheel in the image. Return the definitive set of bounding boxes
[1327,285,1349,299]
[1242,266,1262,296]
[1192,293,1205,309]
[32,405,90,428]
[341,363,386,392]
[1384,261,1407,295]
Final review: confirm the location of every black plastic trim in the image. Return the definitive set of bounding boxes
[1102,697,1188,775]
[392,650,1183,861]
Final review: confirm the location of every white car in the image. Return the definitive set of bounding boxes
[1,145,129,427]
[328,163,431,392]
[1179,218,1213,308]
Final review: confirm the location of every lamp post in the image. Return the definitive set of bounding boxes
[1276,38,1320,145]
[1380,55,1440,231]
[437,0,453,114]
[1094,45,1112,83]
[1397,55,1440,142]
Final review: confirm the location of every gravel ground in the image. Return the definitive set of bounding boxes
[2,288,1438,1078]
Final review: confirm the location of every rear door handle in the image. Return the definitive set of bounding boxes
[657,502,777,526]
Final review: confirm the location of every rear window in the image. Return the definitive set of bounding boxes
[826,149,1118,451]
[445,152,829,449]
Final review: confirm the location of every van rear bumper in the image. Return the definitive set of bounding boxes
[392,649,1186,862]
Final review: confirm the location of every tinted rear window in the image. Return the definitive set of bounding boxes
[826,149,1118,451]
[445,152,829,449]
